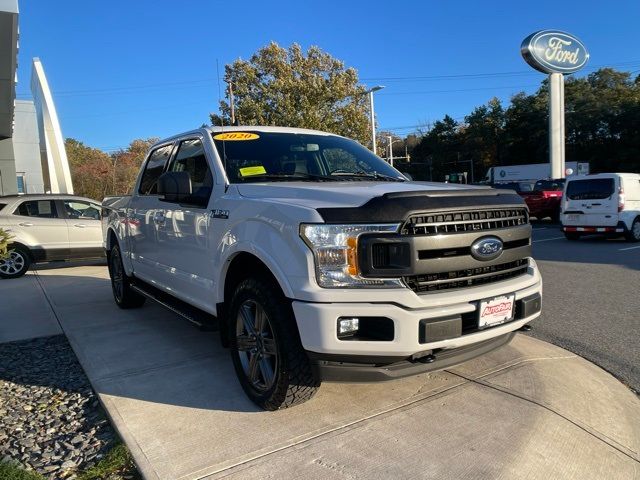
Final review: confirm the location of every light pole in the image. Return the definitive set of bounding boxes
[365,85,385,154]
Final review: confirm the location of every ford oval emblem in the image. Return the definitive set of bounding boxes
[471,237,503,261]
[521,30,589,74]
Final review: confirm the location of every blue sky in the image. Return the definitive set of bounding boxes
[14,0,640,152]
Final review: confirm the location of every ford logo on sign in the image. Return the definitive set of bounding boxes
[471,237,503,261]
[521,30,589,74]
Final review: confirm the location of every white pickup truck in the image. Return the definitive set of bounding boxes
[103,126,542,410]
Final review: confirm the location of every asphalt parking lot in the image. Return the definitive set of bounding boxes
[529,221,640,393]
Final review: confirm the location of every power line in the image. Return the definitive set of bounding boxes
[360,60,640,83]
[13,60,640,99]
[379,84,540,96]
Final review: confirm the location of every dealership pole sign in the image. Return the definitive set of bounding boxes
[521,31,589,179]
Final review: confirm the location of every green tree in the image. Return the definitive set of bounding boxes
[210,42,372,146]
[0,228,11,260]
[462,97,505,179]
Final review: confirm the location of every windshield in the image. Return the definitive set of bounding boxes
[212,131,405,183]
[566,178,615,200]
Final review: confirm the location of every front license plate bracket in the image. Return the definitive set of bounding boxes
[478,294,515,329]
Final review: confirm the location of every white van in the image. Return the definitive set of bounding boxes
[561,173,640,241]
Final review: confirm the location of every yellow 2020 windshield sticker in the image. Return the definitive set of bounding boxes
[239,166,267,177]
[213,132,260,141]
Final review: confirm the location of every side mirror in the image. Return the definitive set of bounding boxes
[157,171,192,203]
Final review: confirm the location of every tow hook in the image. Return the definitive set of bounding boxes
[518,324,533,332]
[418,354,436,364]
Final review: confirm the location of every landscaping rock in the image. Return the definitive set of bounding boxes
[0,335,135,478]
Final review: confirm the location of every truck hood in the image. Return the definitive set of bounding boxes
[236,181,486,209]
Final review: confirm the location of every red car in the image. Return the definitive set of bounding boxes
[492,179,565,221]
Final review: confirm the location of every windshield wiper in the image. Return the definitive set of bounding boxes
[239,172,339,182]
[331,171,406,182]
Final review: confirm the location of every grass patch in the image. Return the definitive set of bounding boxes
[0,461,43,480]
[77,442,139,480]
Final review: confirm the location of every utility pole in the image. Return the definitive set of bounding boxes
[228,82,236,125]
[387,136,394,167]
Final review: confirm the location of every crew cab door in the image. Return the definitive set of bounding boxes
[154,136,215,310]
[127,143,174,281]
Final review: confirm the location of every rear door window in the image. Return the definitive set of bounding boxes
[138,144,173,195]
[566,178,615,200]
[14,200,59,218]
[63,200,101,220]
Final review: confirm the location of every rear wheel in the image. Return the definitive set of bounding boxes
[0,246,31,279]
[228,276,319,410]
[625,218,640,242]
[564,232,581,241]
[108,245,145,308]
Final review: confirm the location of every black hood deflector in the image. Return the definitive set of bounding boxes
[316,189,526,223]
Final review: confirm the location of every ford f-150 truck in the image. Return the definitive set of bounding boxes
[103,126,542,410]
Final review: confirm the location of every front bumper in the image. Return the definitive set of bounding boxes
[292,260,541,380]
[310,332,516,382]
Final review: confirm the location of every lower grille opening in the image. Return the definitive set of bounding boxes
[405,259,529,293]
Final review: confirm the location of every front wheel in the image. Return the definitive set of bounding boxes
[108,245,145,308]
[625,218,640,242]
[0,246,31,279]
[228,276,319,410]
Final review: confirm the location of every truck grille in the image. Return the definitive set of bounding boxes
[404,259,529,294]
[402,208,528,236]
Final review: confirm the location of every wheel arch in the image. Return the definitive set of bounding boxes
[6,241,33,261]
[217,250,290,348]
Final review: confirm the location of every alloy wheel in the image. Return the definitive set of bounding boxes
[235,299,278,392]
[0,251,26,276]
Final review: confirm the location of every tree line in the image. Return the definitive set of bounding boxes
[402,68,640,182]
[65,138,157,201]
[65,44,640,200]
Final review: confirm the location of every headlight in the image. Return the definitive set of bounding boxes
[300,223,404,288]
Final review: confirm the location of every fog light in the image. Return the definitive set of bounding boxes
[338,317,359,336]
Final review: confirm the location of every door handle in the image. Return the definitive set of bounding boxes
[74,224,87,228]
[19,222,34,227]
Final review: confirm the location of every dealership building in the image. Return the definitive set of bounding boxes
[0,0,72,196]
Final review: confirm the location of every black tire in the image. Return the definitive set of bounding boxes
[228,276,320,410]
[108,244,145,309]
[564,232,581,241]
[624,218,640,242]
[0,246,31,279]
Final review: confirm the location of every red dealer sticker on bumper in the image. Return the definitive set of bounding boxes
[479,294,516,328]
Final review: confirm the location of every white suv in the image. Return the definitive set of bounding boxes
[0,194,105,279]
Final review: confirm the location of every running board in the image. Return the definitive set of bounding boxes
[130,281,218,332]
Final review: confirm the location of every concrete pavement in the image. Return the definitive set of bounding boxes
[4,265,640,480]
